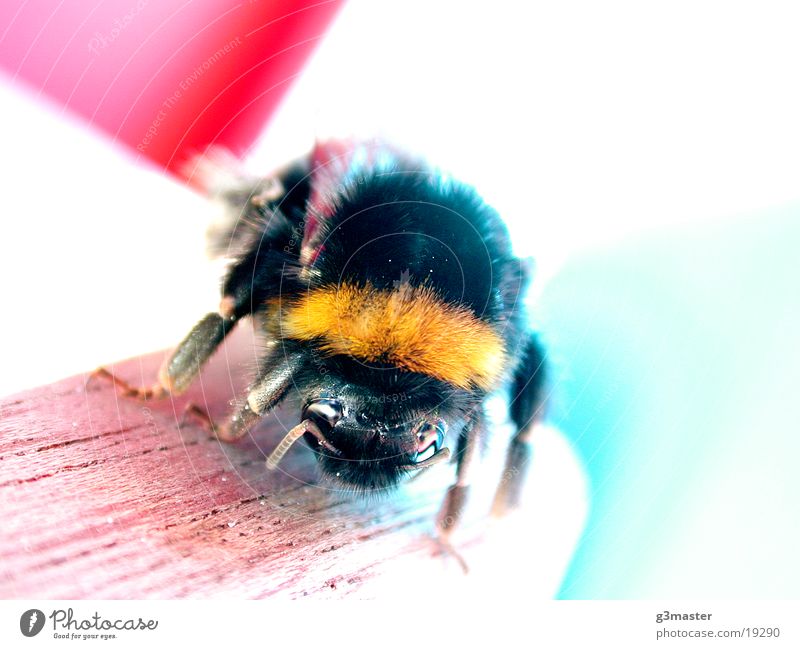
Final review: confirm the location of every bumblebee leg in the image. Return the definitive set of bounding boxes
[182,351,305,443]
[89,367,169,400]
[432,411,484,573]
[436,412,483,533]
[491,333,547,516]
[93,158,308,401]
[89,312,234,400]
[158,313,234,394]
[181,400,263,443]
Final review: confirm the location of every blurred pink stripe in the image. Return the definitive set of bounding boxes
[0,0,343,176]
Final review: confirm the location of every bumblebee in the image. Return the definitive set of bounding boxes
[98,140,547,562]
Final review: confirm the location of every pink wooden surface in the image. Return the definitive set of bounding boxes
[0,325,522,599]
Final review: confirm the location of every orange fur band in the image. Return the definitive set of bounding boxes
[279,282,506,390]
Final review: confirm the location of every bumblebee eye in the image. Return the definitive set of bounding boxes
[412,419,447,464]
[302,399,344,429]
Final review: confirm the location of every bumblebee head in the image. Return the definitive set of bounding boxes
[299,395,450,492]
[256,333,483,492]
[263,363,471,493]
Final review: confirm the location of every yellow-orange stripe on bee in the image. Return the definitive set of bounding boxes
[280,282,507,390]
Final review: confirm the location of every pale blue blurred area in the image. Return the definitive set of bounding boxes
[536,205,800,598]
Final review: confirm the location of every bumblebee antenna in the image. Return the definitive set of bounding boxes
[266,419,340,470]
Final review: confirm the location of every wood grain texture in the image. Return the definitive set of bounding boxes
[0,325,582,599]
